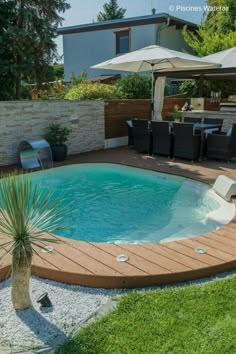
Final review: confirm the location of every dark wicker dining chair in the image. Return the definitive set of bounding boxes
[132,119,152,154]
[172,123,201,161]
[151,121,173,157]
[184,117,202,124]
[206,123,236,161]
[203,118,223,132]
[163,115,175,122]
[126,118,138,146]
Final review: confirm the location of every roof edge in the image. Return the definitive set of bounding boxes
[57,13,197,35]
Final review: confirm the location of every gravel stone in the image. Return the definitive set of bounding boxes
[0,276,121,351]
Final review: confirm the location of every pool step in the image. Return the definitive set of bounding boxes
[213,175,236,202]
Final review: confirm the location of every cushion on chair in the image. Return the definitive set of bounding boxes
[227,127,232,136]
[127,120,133,127]
[205,128,219,136]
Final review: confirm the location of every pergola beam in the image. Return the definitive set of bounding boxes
[155,67,236,79]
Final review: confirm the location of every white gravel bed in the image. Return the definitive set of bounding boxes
[0,276,122,351]
[1,271,236,352]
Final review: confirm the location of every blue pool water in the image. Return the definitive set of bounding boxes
[31,164,235,244]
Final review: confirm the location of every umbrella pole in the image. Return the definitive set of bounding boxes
[151,64,154,119]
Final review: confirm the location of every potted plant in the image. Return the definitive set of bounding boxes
[171,111,183,122]
[31,88,38,100]
[168,104,183,122]
[44,123,71,161]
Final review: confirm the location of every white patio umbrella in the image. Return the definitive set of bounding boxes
[91,45,220,120]
[203,47,236,68]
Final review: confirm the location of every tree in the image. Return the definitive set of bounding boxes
[178,78,236,98]
[0,0,16,100]
[0,173,69,310]
[97,0,126,22]
[0,0,70,99]
[182,0,236,96]
[116,73,152,99]
[183,0,236,56]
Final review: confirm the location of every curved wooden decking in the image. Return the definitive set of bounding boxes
[1,217,236,288]
[0,147,236,288]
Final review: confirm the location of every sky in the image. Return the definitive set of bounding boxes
[56,0,207,59]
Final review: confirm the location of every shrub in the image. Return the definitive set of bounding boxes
[44,123,71,145]
[70,70,88,85]
[116,73,152,99]
[20,84,31,99]
[53,64,64,80]
[65,82,124,100]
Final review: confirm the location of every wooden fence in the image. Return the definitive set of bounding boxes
[105,98,224,139]
[105,99,151,139]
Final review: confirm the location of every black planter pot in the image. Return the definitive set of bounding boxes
[51,144,68,162]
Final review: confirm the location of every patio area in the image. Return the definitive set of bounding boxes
[0,146,236,288]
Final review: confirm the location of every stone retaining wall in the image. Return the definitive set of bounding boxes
[0,100,105,166]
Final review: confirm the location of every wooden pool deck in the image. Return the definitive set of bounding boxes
[1,147,236,288]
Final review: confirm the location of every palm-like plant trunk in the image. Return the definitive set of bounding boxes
[0,173,68,311]
[11,248,32,310]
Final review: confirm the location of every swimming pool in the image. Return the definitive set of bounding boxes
[31,163,235,244]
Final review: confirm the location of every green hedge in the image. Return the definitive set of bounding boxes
[65,82,124,100]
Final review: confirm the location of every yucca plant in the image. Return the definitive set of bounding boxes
[0,172,69,310]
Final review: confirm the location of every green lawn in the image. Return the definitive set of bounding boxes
[55,276,236,354]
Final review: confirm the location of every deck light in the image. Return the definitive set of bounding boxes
[37,292,52,307]
[41,245,54,253]
[194,247,207,254]
[116,255,129,262]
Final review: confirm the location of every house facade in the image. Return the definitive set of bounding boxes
[58,13,197,81]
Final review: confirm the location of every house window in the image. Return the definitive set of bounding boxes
[115,30,130,55]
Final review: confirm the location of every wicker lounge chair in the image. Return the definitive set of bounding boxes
[133,119,152,154]
[151,121,173,157]
[184,117,202,124]
[206,124,236,161]
[173,123,201,161]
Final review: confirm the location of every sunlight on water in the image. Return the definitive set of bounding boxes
[31,164,235,244]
